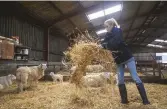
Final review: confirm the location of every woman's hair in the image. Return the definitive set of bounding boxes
[104,18,120,28]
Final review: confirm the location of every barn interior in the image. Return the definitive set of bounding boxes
[0,1,167,109]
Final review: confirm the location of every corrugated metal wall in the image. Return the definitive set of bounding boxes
[0,16,44,60]
[49,35,68,62]
[0,15,69,62]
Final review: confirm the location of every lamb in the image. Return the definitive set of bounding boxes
[70,65,104,74]
[16,64,47,92]
[49,72,63,83]
[80,72,110,87]
[0,74,16,90]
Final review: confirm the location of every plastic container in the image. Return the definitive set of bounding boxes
[16,56,21,60]
[23,49,29,55]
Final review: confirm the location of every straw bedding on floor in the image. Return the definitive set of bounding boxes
[0,82,167,109]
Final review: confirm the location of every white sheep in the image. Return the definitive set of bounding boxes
[16,64,47,92]
[103,72,118,85]
[70,65,104,74]
[86,65,104,72]
[0,84,3,90]
[0,74,16,90]
[49,72,63,83]
[80,72,110,87]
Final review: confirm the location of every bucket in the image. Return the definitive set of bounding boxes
[16,56,21,60]
[23,49,29,55]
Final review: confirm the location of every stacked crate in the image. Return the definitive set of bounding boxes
[0,36,15,60]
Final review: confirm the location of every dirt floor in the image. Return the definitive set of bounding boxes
[0,82,167,109]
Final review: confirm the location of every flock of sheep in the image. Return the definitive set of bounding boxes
[0,64,47,92]
[0,63,118,93]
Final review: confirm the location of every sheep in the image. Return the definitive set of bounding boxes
[70,65,104,74]
[103,72,118,85]
[16,64,47,92]
[0,74,16,90]
[86,65,104,72]
[49,72,63,83]
[80,72,110,88]
[0,84,3,90]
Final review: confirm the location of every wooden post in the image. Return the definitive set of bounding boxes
[153,61,155,76]
[153,66,155,76]
[54,65,56,73]
[140,65,142,73]
[44,28,49,63]
[158,63,161,79]
[145,64,147,73]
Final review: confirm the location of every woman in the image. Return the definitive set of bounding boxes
[100,18,150,105]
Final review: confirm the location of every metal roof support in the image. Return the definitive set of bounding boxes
[119,1,124,21]
[125,2,142,39]
[93,12,162,31]
[77,1,99,37]
[136,10,167,45]
[128,44,167,52]
[128,1,162,44]
[48,1,165,31]
[47,2,115,27]
[5,1,48,28]
[48,1,76,28]
[77,24,167,37]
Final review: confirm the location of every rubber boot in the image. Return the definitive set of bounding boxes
[118,84,129,104]
[136,83,150,105]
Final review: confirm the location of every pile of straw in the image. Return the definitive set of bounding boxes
[64,41,116,87]
[64,29,116,87]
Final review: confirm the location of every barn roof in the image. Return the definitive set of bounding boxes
[2,1,167,50]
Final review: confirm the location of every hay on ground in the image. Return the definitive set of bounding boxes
[0,82,167,109]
